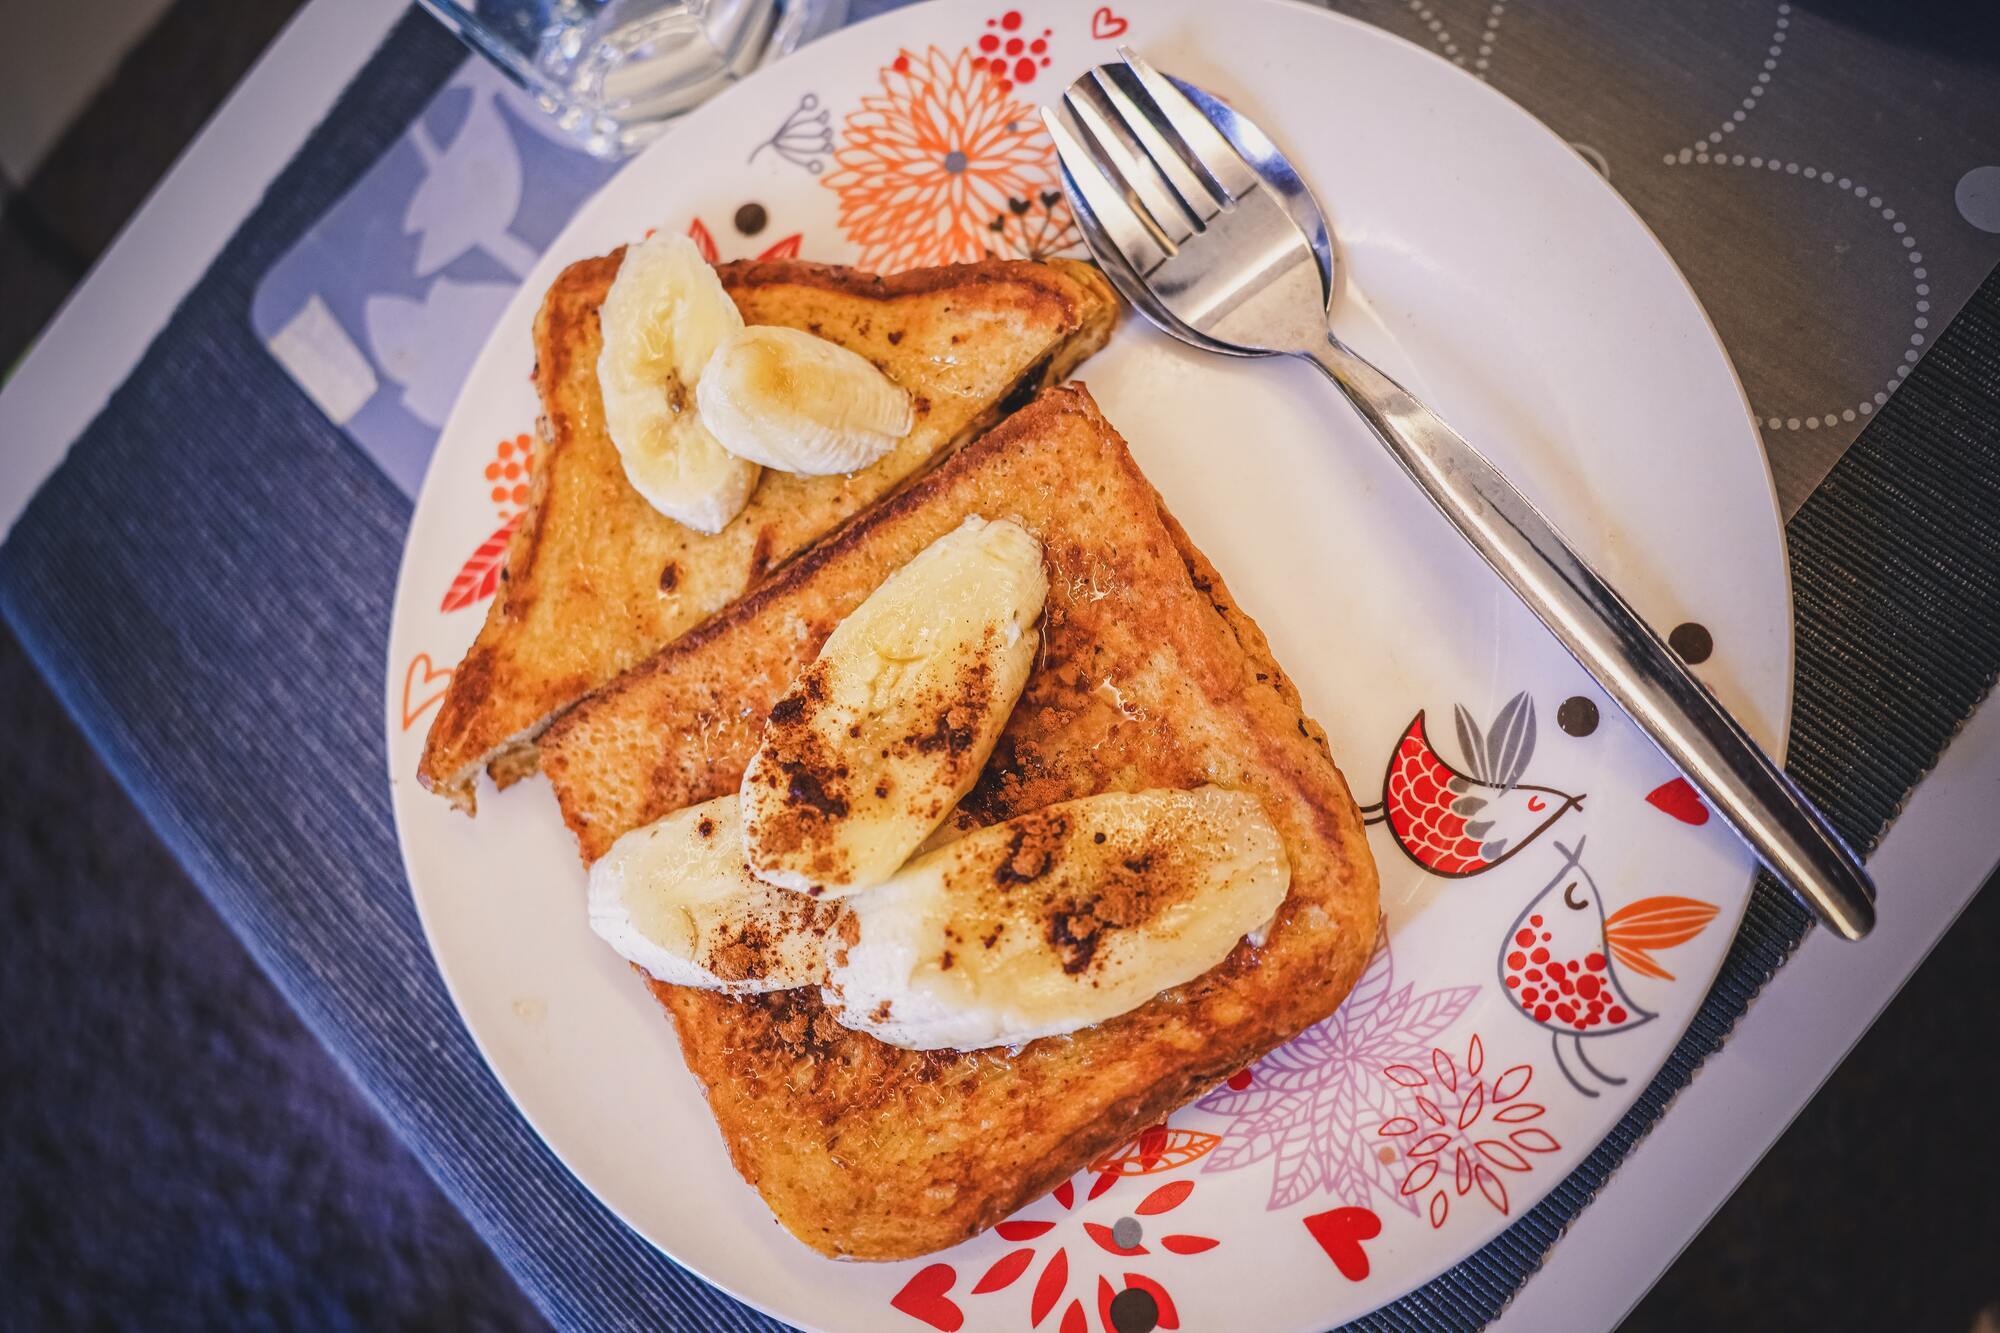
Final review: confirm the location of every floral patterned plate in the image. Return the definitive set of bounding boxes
[385,2,1789,1328]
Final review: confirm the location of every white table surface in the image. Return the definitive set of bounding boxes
[0,1,1993,1327]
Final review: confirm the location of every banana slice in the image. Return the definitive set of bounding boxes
[588,795,844,994]
[697,325,914,475]
[741,516,1047,897]
[596,234,760,533]
[825,787,1291,1051]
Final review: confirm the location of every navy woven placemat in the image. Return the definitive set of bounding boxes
[1,9,1995,1331]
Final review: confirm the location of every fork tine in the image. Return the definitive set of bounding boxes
[1040,106,1174,276]
[1070,70,1206,241]
[1059,89,1182,252]
[1116,47,1260,202]
[1088,66,1208,226]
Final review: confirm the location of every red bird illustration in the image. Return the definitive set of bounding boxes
[1362,693,1583,877]
[1499,839,1718,1096]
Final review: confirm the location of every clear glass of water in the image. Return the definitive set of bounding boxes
[419,0,850,157]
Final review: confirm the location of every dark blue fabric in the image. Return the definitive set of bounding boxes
[1,6,1995,1331]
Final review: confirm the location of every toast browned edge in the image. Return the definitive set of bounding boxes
[541,385,1381,1260]
[416,255,1119,812]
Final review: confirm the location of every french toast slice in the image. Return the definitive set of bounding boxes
[540,386,1380,1261]
[418,256,1118,811]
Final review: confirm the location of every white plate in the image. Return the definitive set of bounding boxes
[386,2,1787,1328]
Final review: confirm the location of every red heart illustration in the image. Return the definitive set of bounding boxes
[401,653,452,732]
[891,1263,964,1331]
[1645,777,1710,825]
[1303,1206,1382,1282]
[1091,6,1129,39]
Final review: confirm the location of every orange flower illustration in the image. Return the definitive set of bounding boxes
[824,46,1067,272]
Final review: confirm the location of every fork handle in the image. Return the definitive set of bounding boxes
[1302,335,1876,940]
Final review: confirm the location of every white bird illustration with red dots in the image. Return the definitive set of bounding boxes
[1500,838,1718,1096]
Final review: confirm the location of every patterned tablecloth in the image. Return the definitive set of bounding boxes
[252,0,2000,515]
[2,3,1994,1330]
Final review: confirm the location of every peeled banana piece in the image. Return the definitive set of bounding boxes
[824,787,1292,1051]
[587,795,843,993]
[596,234,760,533]
[741,516,1048,897]
[698,325,914,475]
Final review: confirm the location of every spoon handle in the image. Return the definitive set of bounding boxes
[1301,334,1876,941]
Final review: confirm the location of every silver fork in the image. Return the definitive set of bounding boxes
[1044,51,1876,941]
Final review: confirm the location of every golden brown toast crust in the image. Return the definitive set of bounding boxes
[417,255,1118,810]
[541,386,1380,1261]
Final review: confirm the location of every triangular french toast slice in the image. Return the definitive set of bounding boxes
[419,255,1118,810]
[540,386,1380,1261]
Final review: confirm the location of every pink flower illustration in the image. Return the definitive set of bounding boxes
[1197,921,1477,1211]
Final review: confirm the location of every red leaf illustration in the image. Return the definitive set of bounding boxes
[1058,1298,1086,1333]
[1053,1180,1075,1210]
[1467,1033,1485,1077]
[1383,1063,1427,1088]
[1645,776,1710,824]
[1475,1162,1510,1214]
[1083,1222,1145,1256]
[1457,1082,1486,1129]
[1491,1064,1533,1103]
[1086,1171,1117,1201]
[1416,1095,1446,1125]
[1401,1159,1438,1195]
[890,1263,963,1331]
[441,512,522,612]
[971,1248,1036,1294]
[1122,1272,1181,1328]
[995,1219,1055,1242]
[1453,1146,1473,1195]
[1511,1127,1561,1154]
[1429,1192,1448,1228]
[1379,1117,1419,1137]
[1135,1180,1193,1215]
[1161,1234,1218,1254]
[1433,1048,1457,1091]
[1030,1247,1067,1326]
[1410,1132,1450,1158]
[756,232,804,260]
[1475,1138,1530,1172]
[688,217,719,262]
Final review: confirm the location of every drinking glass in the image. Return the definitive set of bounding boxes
[419,0,850,156]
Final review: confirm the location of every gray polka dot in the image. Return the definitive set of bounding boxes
[943,150,968,174]
[1112,1216,1143,1249]
[1843,408,1856,422]
[1958,166,2000,233]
